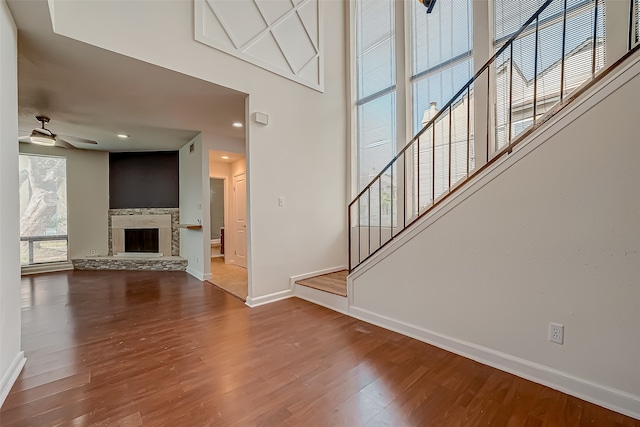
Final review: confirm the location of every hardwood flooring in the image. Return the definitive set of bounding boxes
[295,270,348,296]
[1,270,637,426]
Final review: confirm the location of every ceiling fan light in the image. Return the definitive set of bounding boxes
[29,131,56,146]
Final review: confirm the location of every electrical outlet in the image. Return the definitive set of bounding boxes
[90,249,96,256]
[549,322,564,345]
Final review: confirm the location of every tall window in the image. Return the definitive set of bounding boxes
[411,0,473,210]
[355,0,396,192]
[19,154,68,265]
[352,0,610,214]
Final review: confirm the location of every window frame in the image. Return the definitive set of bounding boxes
[19,153,69,266]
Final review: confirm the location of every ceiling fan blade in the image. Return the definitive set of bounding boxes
[18,136,31,143]
[57,134,98,145]
[54,137,76,149]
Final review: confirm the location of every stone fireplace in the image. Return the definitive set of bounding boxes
[72,208,186,271]
[108,208,180,256]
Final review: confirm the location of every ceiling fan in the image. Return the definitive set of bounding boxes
[19,116,98,148]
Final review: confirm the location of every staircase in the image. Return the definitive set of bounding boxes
[294,270,349,314]
[340,1,640,419]
[349,0,639,272]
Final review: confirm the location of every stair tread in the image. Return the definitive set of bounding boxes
[296,270,348,296]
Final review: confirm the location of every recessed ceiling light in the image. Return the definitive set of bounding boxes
[117,134,129,138]
[232,122,243,128]
[221,156,229,160]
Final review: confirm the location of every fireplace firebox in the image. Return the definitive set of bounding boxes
[124,228,159,253]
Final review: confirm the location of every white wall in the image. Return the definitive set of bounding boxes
[19,144,109,258]
[179,134,206,280]
[0,0,25,406]
[49,1,348,302]
[350,59,640,417]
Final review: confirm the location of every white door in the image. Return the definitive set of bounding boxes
[233,173,247,268]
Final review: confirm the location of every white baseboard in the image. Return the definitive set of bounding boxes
[21,262,74,275]
[294,284,348,315]
[0,351,26,408]
[349,306,640,420]
[186,267,205,281]
[245,289,294,307]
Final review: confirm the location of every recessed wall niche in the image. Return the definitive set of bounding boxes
[109,151,179,209]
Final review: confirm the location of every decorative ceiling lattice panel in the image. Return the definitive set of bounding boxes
[195,0,323,92]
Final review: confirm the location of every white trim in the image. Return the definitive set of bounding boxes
[21,261,73,275]
[348,306,640,420]
[0,351,26,408]
[186,267,205,281]
[245,288,294,307]
[294,285,348,315]
[347,0,357,201]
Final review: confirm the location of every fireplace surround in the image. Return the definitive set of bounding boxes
[108,208,180,256]
[71,208,186,271]
[111,214,171,256]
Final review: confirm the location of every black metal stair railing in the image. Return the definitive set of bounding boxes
[349,0,611,272]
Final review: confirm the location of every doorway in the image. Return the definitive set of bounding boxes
[209,178,225,258]
[207,150,248,301]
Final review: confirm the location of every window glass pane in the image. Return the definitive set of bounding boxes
[411,0,473,134]
[357,92,396,191]
[493,0,605,150]
[359,39,395,98]
[19,154,68,265]
[356,0,395,99]
[356,0,396,195]
[412,59,473,134]
[412,0,473,74]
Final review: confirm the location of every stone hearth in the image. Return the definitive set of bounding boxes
[73,256,187,271]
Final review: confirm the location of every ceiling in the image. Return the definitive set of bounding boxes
[7,0,247,152]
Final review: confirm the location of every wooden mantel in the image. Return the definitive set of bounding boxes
[179,224,202,230]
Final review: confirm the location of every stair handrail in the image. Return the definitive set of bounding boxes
[349,0,609,271]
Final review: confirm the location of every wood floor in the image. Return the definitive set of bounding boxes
[296,270,348,296]
[1,271,637,426]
